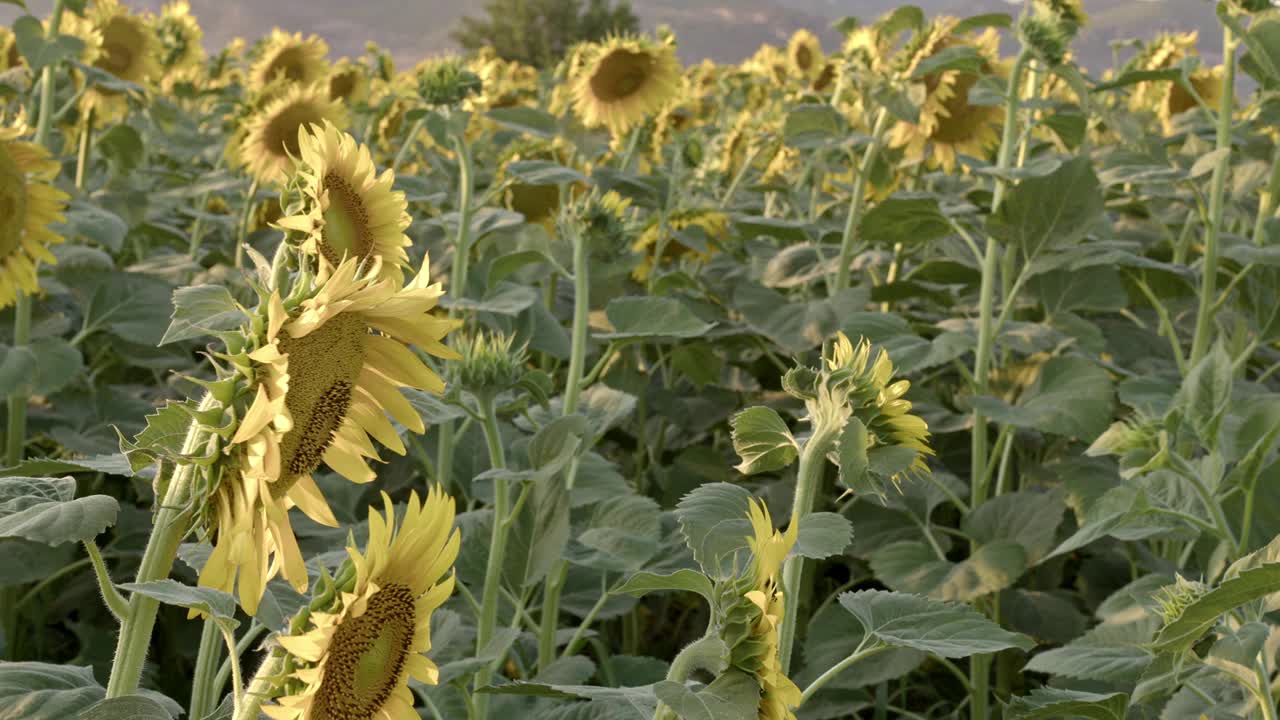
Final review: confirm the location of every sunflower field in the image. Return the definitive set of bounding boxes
[4,0,1280,718]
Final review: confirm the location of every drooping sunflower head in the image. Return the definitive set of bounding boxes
[152,0,205,85]
[327,58,371,105]
[267,488,460,720]
[0,122,69,309]
[562,188,635,257]
[199,256,461,614]
[237,84,348,185]
[786,29,824,80]
[498,138,581,235]
[1128,31,1199,112]
[250,29,330,94]
[276,120,410,277]
[743,43,789,84]
[631,208,729,282]
[570,35,682,136]
[887,17,1004,170]
[1159,65,1224,135]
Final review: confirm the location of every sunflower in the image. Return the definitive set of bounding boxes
[1159,65,1224,134]
[571,35,682,136]
[786,29,823,81]
[888,18,1004,170]
[743,44,788,84]
[66,0,162,124]
[327,58,370,105]
[1,27,21,71]
[0,122,68,309]
[266,488,460,720]
[237,84,348,184]
[151,1,205,87]
[199,256,461,614]
[631,208,729,281]
[1128,32,1199,112]
[276,121,411,276]
[498,139,580,235]
[250,29,330,94]
[744,499,802,720]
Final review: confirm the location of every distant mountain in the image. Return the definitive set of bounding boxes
[2,0,1226,71]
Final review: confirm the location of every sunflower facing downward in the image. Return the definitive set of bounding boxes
[0,122,69,309]
[266,488,460,720]
[743,500,802,720]
[571,35,682,136]
[1159,65,1224,135]
[237,85,348,185]
[250,29,331,94]
[888,17,1004,171]
[199,256,461,614]
[276,121,410,277]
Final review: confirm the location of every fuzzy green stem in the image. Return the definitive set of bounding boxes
[436,129,476,492]
[391,116,428,173]
[232,177,261,271]
[84,539,128,621]
[8,0,67,468]
[231,649,283,720]
[1258,655,1279,720]
[213,621,266,699]
[832,107,891,293]
[1188,24,1236,368]
[655,634,725,720]
[218,622,243,719]
[105,393,216,698]
[189,620,223,720]
[799,643,890,705]
[778,421,842,674]
[473,394,510,720]
[74,108,93,191]
[1252,144,1280,247]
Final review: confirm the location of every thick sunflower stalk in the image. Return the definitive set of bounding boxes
[103,122,459,700]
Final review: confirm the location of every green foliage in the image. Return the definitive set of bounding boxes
[452,0,639,68]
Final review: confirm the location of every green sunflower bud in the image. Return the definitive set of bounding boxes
[455,331,528,396]
[417,57,482,107]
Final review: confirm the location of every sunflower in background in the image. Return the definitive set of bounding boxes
[571,35,682,136]
[0,27,22,71]
[327,58,370,106]
[150,0,205,89]
[65,0,162,125]
[1127,31,1199,112]
[200,255,460,614]
[267,488,459,720]
[249,29,330,97]
[236,84,348,184]
[498,137,581,236]
[888,16,1004,171]
[786,29,824,82]
[0,120,69,309]
[1159,64,1225,134]
[631,208,729,282]
[276,121,411,277]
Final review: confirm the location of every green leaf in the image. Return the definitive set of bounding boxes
[443,282,539,315]
[78,696,173,720]
[504,159,586,186]
[55,202,129,252]
[800,602,924,690]
[971,356,1114,440]
[13,15,84,72]
[964,491,1065,566]
[1005,688,1128,720]
[1151,562,1280,655]
[574,495,661,572]
[859,195,951,249]
[117,579,238,620]
[729,407,798,475]
[1241,11,1280,87]
[675,483,753,579]
[911,45,984,78]
[1175,341,1233,446]
[96,124,145,175]
[653,670,759,720]
[836,417,871,494]
[733,283,871,354]
[838,589,1035,657]
[1023,619,1157,682]
[614,569,715,602]
[0,476,118,545]
[987,155,1104,261]
[782,104,847,149]
[481,681,658,720]
[486,106,558,137]
[0,453,133,478]
[159,285,246,345]
[793,512,853,560]
[29,338,84,396]
[598,297,715,340]
[0,663,180,720]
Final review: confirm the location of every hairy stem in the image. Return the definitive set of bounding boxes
[832,107,891,293]
[473,394,510,720]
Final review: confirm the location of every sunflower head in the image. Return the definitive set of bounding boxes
[455,331,529,397]
[0,122,69,309]
[328,58,371,105]
[1159,65,1224,134]
[887,17,1004,170]
[416,56,482,107]
[198,255,460,614]
[152,0,205,84]
[631,208,729,281]
[275,120,410,277]
[237,84,348,185]
[267,488,460,720]
[786,29,824,80]
[562,188,635,256]
[570,35,682,136]
[250,29,330,95]
[0,27,22,71]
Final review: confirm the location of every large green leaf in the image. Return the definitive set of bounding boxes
[598,297,715,340]
[838,589,1034,657]
[614,569,715,603]
[653,670,758,720]
[729,407,798,475]
[675,483,753,579]
[971,356,1114,440]
[12,15,84,72]
[0,663,180,720]
[77,696,173,720]
[1151,563,1280,655]
[117,579,238,620]
[987,155,1104,261]
[572,495,661,572]
[0,476,118,545]
[1023,618,1157,682]
[793,512,853,560]
[159,285,246,345]
[859,195,951,249]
